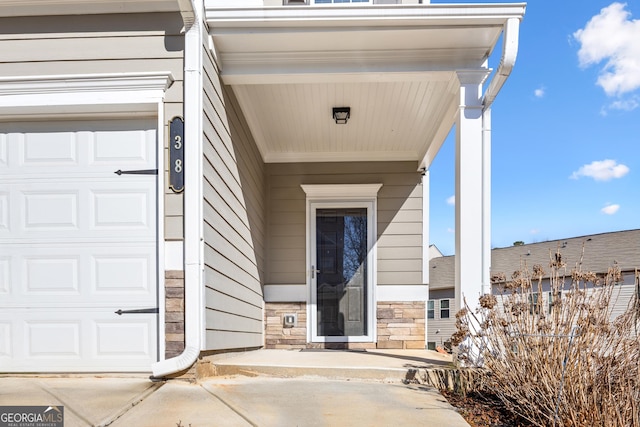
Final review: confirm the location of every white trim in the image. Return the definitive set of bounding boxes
[264,285,307,303]
[302,184,382,344]
[156,103,167,364]
[0,73,174,113]
[207,4,527,25]
[421,170,429,285]
[377,285,428,302]
[164,241,185,272]
[301,184,382,199]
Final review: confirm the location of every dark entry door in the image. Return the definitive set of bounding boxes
[316,208,367,337]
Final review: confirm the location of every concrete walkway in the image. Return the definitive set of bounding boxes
[1,350,469,427]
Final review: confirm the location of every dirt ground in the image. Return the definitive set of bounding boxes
[442,391,534,427]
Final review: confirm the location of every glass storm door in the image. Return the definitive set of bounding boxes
[314,208,368,337]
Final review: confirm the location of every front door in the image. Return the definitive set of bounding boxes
[311,203,374,342]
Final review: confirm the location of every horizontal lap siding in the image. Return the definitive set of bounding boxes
[267,162,422,287]
[202,44,265,350]
[0,12,186,240]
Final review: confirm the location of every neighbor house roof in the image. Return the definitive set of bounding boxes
[429,229,640,290]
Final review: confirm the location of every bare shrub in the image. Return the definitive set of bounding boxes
[453,247,640,427]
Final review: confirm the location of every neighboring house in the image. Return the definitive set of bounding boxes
[427,229,640,350]
[0,0,525,376]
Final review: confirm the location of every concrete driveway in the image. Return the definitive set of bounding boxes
[0,375,469,426]
[1,350,469,426]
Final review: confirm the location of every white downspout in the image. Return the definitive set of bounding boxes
[477,16,520,297]
[152,0,204,378]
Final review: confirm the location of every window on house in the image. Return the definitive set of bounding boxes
[440,299,450,319]
[548,291,562,314]
[427,342,436,351]
[529,292,539,315]
[427,300,435,319]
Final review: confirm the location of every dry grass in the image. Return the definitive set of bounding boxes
[453,247,640,427]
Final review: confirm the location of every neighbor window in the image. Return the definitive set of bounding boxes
[440,299,450,319]
[427,342,436,350]
[427,300,435,319]
[529,292,540,315]
[548,291,562,314]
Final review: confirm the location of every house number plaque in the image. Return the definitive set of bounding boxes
[169,116,184,193]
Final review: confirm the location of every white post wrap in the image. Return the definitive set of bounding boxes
[454,70,491,314]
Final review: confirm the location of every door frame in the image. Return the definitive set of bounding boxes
[301,184,382,344]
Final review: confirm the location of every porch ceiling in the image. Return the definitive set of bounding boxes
[208,3,526,166]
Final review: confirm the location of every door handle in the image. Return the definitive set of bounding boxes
[311,265,320,279]
[115,307,159,315]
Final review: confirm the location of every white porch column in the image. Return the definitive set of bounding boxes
[454,70,491,313]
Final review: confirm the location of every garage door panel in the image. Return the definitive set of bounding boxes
[24,191,79,230]
[0,133,7,165]
[0,192,8,232]
[1,121,156,175]
[27,321,81,358]
[0,310,156,371]
[3,180,156,240]
[2,244,155,306]
[0,257,8,294]
[95,321,152,358]
[22,130,78,166]
[92,128,155,166]
[91,189,153,230]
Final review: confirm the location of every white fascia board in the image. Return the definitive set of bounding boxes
[206,4,527,27]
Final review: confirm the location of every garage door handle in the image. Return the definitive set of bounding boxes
[114,169,158,175]
[115,308,159,315]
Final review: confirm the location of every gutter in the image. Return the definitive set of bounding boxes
[152,0,204,378]
[482,16,521,110]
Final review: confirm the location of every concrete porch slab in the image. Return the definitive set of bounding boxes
[205,349,453,381]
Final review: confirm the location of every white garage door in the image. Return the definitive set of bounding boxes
[0,120,158,372]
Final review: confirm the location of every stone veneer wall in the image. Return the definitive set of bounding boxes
[264,301,425,350]
[376,301,425,349]
[265,302,307,349]
[165,270,185,358]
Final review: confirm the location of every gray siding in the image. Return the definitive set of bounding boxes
[0,12,185,240]
[266,161,423,287]
[426,288,456,347]
[202,43,265,350]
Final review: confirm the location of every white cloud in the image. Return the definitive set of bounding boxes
[574,3,640,96]
[600,96,640,115]
[601,203,620,215]
[530,229,540,235]
[447,228,455,234]
[534,87,545,98]
[570,159,629,181]
[446,195,455,206]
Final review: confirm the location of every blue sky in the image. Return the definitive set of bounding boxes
[430,1,640,255]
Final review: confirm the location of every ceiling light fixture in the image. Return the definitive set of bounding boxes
[332,107,350,124]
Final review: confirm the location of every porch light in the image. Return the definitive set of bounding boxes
[332,107,350,124]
